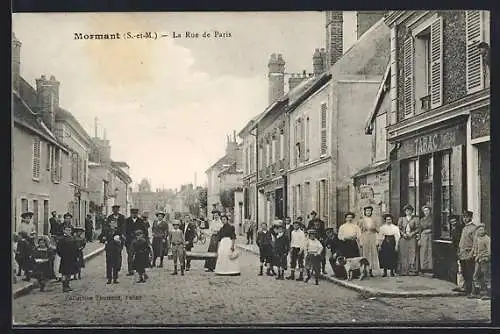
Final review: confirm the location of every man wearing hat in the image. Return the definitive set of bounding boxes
[307,211,325,231]
[152,211,169,268]
[124,208,149,276]
[99,205,126,284]
[49,211,59,237]
[455,211,478,295]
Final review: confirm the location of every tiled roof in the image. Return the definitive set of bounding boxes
[331,18,390,79]
[55,107,92,144]
[352,160,390,179]
[206,154,235,173]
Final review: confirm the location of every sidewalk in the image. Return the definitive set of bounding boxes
[236,236,462,298]
[13,240,105,299]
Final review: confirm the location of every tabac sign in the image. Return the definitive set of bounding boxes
[398,124,466,160]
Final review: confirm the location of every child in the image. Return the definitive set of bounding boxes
[287,220,307,281]
[56,226,79,293]
[273,224,289,280]
[324,228,341,277]
[17,231,34,282]
[32,236,56,291]
[132,229,149,283]
[256,223,273,276]
[304,229,323,285]
[73,227,87,280]
[470,224,490,299]
[13,234,20,283]
[169,220,186,276]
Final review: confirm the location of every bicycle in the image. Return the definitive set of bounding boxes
[193,227,207,245]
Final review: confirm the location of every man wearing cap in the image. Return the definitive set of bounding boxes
[84,214,94,242]
[99,205,126,284]
[307,211,325,231]
[152,211,169,268]
[180,215,196,271]
[456,211,478,295]
[308,211,327,275]
[49,211,59,237]
[124,208,148,276]
[62,213,75,231]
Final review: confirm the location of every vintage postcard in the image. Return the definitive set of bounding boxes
[11,11,491,326]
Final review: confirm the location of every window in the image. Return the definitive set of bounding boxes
[271,137,276,164]
[414,29,431,113]
[407,159,418,211]
[439,151,452,239]
[71,151,79,184]
[297,184,302,217]
[266,142,270,167]
[319,179,329,223]
[292,185,296,220]
[243,147,248,174]
[403,37,415,117]
[83,159,88,188]
[304,182,311,216]
[305,117,310,160]
[21,198,29,213]
[320,103,328,155]
[274,134,279,163]
[294,118,302,165]
[466,10,489,93]
[249,143,254,173]
[279,132,284,161]
[375,113,387,161]
[32,136,41,180]
[33,199,39,234]
[420,155,433,209]
[46,143,51,171]
[259,146,263,170]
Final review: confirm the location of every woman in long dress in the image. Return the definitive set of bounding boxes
[151,212,169,268]
[214,215,240,276]
[358,206,380,277]
[378,213,400,277]
[418,205,433,273]
[204,211,224,272]
[397,204,420,276]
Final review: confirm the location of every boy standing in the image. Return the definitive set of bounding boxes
[304,229,324,285]
[169,220,186,276]
[256,223,273,276]
[469,224,491,299]
[57,225,79,292]
[273,224,290,280]
[286,220,307,281]
[132,229,149,283]
[73,227,86,280]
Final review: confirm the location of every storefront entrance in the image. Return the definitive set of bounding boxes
[478,141,491,234]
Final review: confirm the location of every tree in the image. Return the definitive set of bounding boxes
[220,188,236,209]
[198,187,207,209]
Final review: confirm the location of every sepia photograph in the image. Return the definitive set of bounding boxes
[11,10,491,326]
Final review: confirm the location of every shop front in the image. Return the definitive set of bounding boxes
[257,176,286,224]
[390,120,467,283]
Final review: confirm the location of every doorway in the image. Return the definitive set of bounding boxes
[43,200,49,235]
[32,199,39,235]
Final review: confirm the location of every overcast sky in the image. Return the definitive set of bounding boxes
[13,12,335,191]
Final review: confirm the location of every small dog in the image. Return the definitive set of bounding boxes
[336,256,370,281]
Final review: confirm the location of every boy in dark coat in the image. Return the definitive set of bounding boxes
[57,225,80,292]
[273,224,290,280]
[73,227,87,280]
[132,229,149,283]
[99,206,125,284]
[256,223,273,276]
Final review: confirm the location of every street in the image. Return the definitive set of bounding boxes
[13,243,491,325]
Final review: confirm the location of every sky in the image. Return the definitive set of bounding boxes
[13,12,334,191]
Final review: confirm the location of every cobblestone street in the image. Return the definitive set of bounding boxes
[12,243,490,325]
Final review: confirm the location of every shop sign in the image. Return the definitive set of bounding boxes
[399,124,465,159]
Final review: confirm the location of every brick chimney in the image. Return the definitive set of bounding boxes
[35,75,60,131]
[12,33,21,92]
[325,11,343,70]
[313,48,327,76]
[356,11,386,39]
[288,70,308,91]
[268,53,285,105]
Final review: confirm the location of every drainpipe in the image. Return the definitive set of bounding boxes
[251,125,259,232]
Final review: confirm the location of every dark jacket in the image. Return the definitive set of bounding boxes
[124,217,148,245]
[56,235,79,275]
[49,217,60,235]
[181,222,197,247]
[308,218,326,231]
[99,214,126,250]
[274,234,290,255]
[256,230,273,248]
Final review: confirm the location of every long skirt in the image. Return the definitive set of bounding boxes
[133,251,149,274]
[204,234,219,270]
[214,237,240,275]
[379,235,397,270]
[397,236,418,275]
[419,231,433,271]
[152,237,167,258]
[339,239,360,258]
[360,231,380,270]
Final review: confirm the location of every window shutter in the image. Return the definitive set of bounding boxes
[316,180,321,217]
[300,119,305,162]
[32,137,41,179]
[403,37,415,117]
[466,10,484,93]
[58,149,63,182]
[430,17,443,108]
[390,160,401,218]
[46,143,51,171]
[324,179,329,225]
[320,103,327,155]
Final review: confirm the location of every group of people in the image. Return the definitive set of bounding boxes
[13,211,87,292]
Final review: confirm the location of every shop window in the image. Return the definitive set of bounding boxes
[420,154,433,208]
[439,151,452,239]
[407,159,418,210]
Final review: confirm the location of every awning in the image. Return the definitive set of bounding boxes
[352,161,390,179]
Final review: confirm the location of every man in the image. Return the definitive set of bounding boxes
[307,211,325,231]
[99,205,126,284]
[455,211,478,295]
[49,211,58,236]
[284,217,293,241]
[286,220,307,281]
[152,211,169,268]
[84,214,94,242]
[124,209,148,276]
[180,215,196,271]
[62,213,75,231]
[449,215,465,291]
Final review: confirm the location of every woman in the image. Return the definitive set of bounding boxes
[151,211,169,268]
[358,206,380,277]
[214,214,240,275]
[204,211,224,272]
[377,213,400,277]
[419,205,433,273]
[397,204,420,276]
[337,212,361,259]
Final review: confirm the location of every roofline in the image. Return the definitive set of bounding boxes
[250,98,288,131]
[56,108,93,146]
[364,62,391,134]
[287,73,332,113]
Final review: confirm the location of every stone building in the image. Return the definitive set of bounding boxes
[384,10,490,282]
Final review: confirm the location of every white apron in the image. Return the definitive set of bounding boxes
[214,237,240,275]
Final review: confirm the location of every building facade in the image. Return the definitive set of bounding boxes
[384,10,490,282]
[352,64,392,219]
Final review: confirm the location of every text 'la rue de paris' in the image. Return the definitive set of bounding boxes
[172,31,232,39]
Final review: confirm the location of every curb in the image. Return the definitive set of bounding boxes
[237,245,463,298]
[13,245,106,299]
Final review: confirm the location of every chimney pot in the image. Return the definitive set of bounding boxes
[50,75,56,81]
[41,75,46,80]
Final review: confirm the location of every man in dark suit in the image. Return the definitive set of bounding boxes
[181,214,197,271]
[307,211,325,230]
[84,214,94,242]
[99,205,126,284]
[49,211,59,237]
[124,208,149,276]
